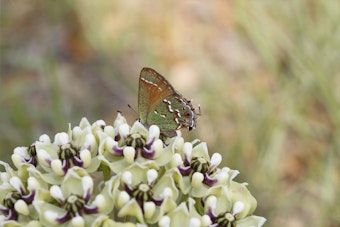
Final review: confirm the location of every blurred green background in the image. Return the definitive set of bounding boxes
[1,1,339,226]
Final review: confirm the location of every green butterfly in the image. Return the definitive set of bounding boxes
[138,67,199,137]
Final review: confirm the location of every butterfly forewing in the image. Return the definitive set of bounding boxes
[138,68,175,124]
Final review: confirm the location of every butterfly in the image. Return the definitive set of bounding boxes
[138,67,199,137]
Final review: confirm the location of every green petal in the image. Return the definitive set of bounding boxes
[61,167,89,197]
[206,186,232,214]
[162,201,190,227]
[170,168,191,195]
[229,181,257,218]
[151,141,174,167]
[130,121,148,137]
[78,117,91,129]
[191,142,210,160]
[153,174,179,202]
[118,199,145,224]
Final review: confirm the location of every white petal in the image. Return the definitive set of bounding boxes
[11,154,22,169]
[117,191,130,208]
[122,171,132,185]
[216,169,229,184]
[149,125,160,139]
[144,201,156,219]
[191,172,204,187]
[44,211,59,225]
[119,124,130,138]
[82,176,93,194]
[147,169,158,185]
[201,215,212,226]
[171,153,183,167]
[9,176,23,192]
[114,112,127,128]
[39,134,51,143]
[80,149,91,168]
[36,149,52,167]
[104,137,117,154]
[27,177,40,190]
[72,126,82,138]
[161,187,173,198]
[94,120,106,127]
[189,217,201,227]
[14,199,29,216]
[233,201,245,215]
[84,134,96,149]
[123,147,135,164]
[51,159,64,176]
[54,132,69,145]
[159,216,170,227]
[205,196,217,211]
[151,139,163,158]
[104,125,115,137]
[92,194,106,211]
[211,153,222,167]
[50,185,64,202]
[71,216,85,227]
[183,142,193,158]
[13,147,26,156]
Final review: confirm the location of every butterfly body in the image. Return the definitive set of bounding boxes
[138,67,198,137]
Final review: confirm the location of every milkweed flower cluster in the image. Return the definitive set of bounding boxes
[0,113,266,227]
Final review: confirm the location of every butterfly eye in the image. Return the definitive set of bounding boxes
[184,109,192,118]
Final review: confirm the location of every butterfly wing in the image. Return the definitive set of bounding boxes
[148,95,196,137]
[138,67,198,137]
[138,67,175,126]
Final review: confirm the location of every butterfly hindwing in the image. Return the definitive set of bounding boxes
[138,68,175,124]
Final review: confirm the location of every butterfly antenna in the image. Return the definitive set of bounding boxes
[196,104,201,119]
[127,104,139,120]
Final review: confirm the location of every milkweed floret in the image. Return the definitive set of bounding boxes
[0,113,266,227]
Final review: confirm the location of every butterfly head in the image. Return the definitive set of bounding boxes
[180,99,200,131]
